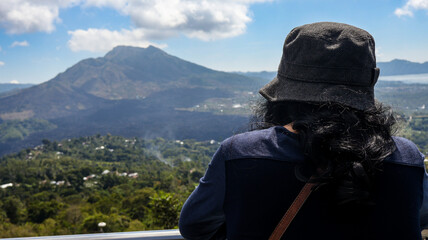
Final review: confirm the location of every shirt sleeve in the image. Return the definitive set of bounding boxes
[179,144,227,240]
[420,162,428,229]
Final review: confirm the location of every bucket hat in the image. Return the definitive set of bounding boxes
[259,22,380,110]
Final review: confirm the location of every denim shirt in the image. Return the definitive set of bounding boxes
[179,126,428,240]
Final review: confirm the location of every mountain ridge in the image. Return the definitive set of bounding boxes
[377,59,428,76]
[0,45,260,120]
[0,83,33,94]
[0,45,258,156]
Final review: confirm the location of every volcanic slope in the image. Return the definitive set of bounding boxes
[0,46,261,156]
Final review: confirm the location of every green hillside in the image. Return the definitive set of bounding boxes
[0,119,56,142]
[0,135,218,237]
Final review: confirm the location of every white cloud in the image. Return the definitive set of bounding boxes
[375,47,383,58]
[0,0,79,34]
[68,28,166,52]
[0,0,271,50]
[129,1,252,40]
[11,41,29,47]
[83,0,127,9]
[92,0,269,40]
[10,80,19,84]
[0,61,4,66]
[395,0,428,17]
[68,0,271,51]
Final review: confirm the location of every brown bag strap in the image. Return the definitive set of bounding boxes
[269,176,318,240]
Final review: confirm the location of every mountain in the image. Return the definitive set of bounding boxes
[0,46,261,156]
[0,46,260,120]
[377,59,428,76]
[0,83,33,95]
[234,71,276,82]
[52,46,257,100]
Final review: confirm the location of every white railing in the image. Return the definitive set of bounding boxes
[1,229,183,240]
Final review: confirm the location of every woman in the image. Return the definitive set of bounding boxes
[179,22,428,240]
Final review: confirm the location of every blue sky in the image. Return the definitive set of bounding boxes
[0,0,428,84]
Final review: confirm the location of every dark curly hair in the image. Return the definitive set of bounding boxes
[251,99,397,206]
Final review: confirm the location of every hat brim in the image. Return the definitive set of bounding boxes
[259,76,375,111]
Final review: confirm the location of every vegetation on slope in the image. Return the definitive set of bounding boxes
[0,119,56,142]
[0,135,217,237]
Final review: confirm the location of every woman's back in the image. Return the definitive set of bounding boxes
[222,127,424,239]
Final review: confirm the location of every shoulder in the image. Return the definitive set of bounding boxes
[386,136,425,168]
[222,127,282,146]
[219,126,304,162]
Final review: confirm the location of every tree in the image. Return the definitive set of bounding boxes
[42,139,51,145]
[100,174,127,190]
[27,200,63,223]
[149,192,181,229]
[123,188,155,220]
[2,197,26,224]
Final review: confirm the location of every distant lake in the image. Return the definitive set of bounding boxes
[379,73,428,84]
